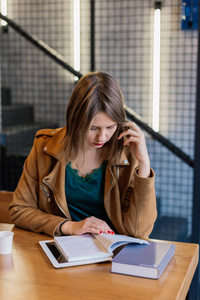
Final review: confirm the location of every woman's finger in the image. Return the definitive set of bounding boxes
[124,121,141,132]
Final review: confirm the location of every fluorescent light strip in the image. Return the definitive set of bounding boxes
[1,0,8,26]
[74,0,80,80]
[152,5,161,132]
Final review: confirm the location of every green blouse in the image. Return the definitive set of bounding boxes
[65,161,114,230]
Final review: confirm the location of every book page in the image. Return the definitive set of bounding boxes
[93,233,148,253]
[54,234,111,262]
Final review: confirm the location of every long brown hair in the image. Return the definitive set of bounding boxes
[64,71,126,162]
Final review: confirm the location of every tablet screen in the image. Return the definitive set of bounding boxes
[39,239,111,268]
[46,242,68,263]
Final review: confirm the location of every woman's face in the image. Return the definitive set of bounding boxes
[87,112,118,149]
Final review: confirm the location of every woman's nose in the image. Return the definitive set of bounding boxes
[98,129,106,140]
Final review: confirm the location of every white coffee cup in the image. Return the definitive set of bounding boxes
[0,231,14,255]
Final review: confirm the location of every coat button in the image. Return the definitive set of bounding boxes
[46,177,50,180]
[43,147,47,152]
[124,160,128,164]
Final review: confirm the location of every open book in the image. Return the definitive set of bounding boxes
[39,233,148,268]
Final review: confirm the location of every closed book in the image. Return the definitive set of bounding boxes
[111,241,175,279]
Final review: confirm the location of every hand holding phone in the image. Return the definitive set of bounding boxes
[118,122,150,178]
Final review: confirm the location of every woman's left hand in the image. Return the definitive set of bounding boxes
[118,121,150,178]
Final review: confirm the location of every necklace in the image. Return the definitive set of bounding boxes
[75,162,87,178]
[75,161,99,178]
[75,149,104,178]
[74,148,105,178]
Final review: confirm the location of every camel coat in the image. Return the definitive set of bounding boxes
[9,127,157,238]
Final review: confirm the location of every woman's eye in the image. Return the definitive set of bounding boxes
[90,126,97,131]
[108,125,117,130]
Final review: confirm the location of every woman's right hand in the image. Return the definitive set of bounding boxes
[60,216,114,235]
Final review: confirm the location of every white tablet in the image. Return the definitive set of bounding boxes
[39,240,111,268]
[39,240,69,268]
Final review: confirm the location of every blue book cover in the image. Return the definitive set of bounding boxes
[111,241,175,279]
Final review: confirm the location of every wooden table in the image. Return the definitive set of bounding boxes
[0,224,199,300]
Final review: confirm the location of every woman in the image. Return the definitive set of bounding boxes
[9,71,157,238]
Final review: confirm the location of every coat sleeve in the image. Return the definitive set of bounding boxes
[104,153,157,240]
[9,137,66,237]
[122,168,157,239]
